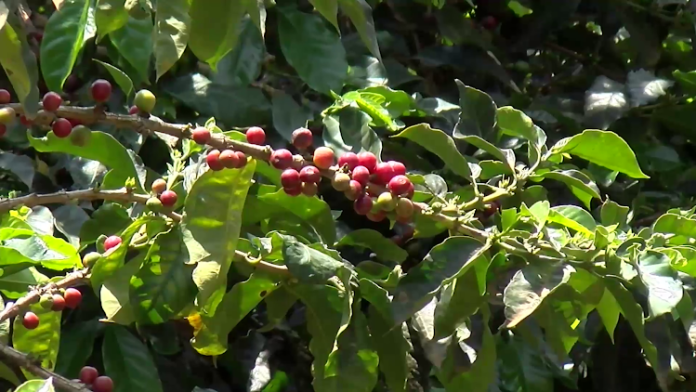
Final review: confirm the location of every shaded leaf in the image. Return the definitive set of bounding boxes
[188,0,245,68]
[13,302,61,374]
[339,0,381,61]
[212,18,264,87]
[540,170,601,209]
[282,236,344,283]
[637,251,683,317]
[336,229,407,263]
[103,326,163,392]
[95,0,128,38]
[278,8,347,94]
[454,80,496,139]
[55,319,100,378]
[391,236,489,324]
[110,16,153,82]
[154,0,190,80]
[39,0,92,92]
[0,19,40,115]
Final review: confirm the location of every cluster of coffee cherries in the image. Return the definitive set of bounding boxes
[75,365,113,392]
[0,80,157,144]
[197,127,252,171]
[146,178,179,211]
[21,286,82,330]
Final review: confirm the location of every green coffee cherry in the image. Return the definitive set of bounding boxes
[82,251,102,268]
[134,89,156,113]
[0,108,15,125]
[39,294,54,310]
[70,125,92,147]
[376,192,397,212]
[146,197,163,212]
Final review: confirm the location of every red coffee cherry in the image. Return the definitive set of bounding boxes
[0,89,10,104]
[64,288,82,309]
[270,149,293,170]
[281,169,301,189]
[19,115,32,127]
[344,180,363,201]
[0,124,5,138]
[299,165,321,184]
[292,127,313,149]
[481,15,498,30]
[367,211,387,222]
[206,149,223,171]
[51,294,66,311]
[353,194,373,215]
[357,152,378,173]
[388,175,413,197]
[52,118,73,138]
[313,147,335,170]
[284,185,302,197]
[151,178,167,194]
[160,190,178,207]
[246,126,266,145]
[390,161,406,176]
[192,127,211,145]
[375,161,405,184]
[42,92,62,112]
[128,105,139,115]
[90,79,112,103]
[22,312,39,330]
[338,152,359,170]
[235,151,247,168]
[92,376,114,392]
[79,366,99,385]
[68,118,82,127]
[219,150,240,169]
[351,166,370,186]
[104,236,122,251]
[302,182,318,197]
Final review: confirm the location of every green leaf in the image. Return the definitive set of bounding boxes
[28,130,146,193]
[637,251,683,317]
[93,60,133,97]
[540,170,601,209]
[14,379,54,392]
[110,16,153,82]
[243,0,266,36]
[131,228,197,324]
[287,284,343,389]
[4,234,80,270]
[453,80,496,139]
[183,161,256,316]
[336,229,407,263]
[282,236,344,283]
[103,326,163,392]
[309,0,338,30]
[653,213,696,245]
[0,19,40,115]
[441,311,496,392]
[191,273,277,355]
[503,262,574,328]
[212,18,264,87]
[547,205,596,236]
[391,236,489,324]
[673,70,696,95]
[55,319,100,378]
[271,91,312,143]
[457,134,515,173]
[603,278,659,372]
[393,123,472,180]
[95,0,128,39]
[600,199,629,227]
[360,279,409,392]
[99,252,144,324]
[433,255,490,339]
[278,8,348,94]
[497,106,540,145]
[496,336,554,392]
[0,267,48,299]
[322,109,382,158]
[259,285,297,331]
[257,189,336,244]
[188,0,245,69]
[39,0,92,92]
[13,302,61,375]
[596,287,620,343]
[154,0,190,80]
[317,310,379,392]
[338,0,381,61]
[550,129,649,179]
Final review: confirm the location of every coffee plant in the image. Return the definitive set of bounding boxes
[0,0,695,391]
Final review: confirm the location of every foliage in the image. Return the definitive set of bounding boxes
[0,0,695,392]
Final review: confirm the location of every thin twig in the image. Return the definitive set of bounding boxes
[0,348,92,392]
